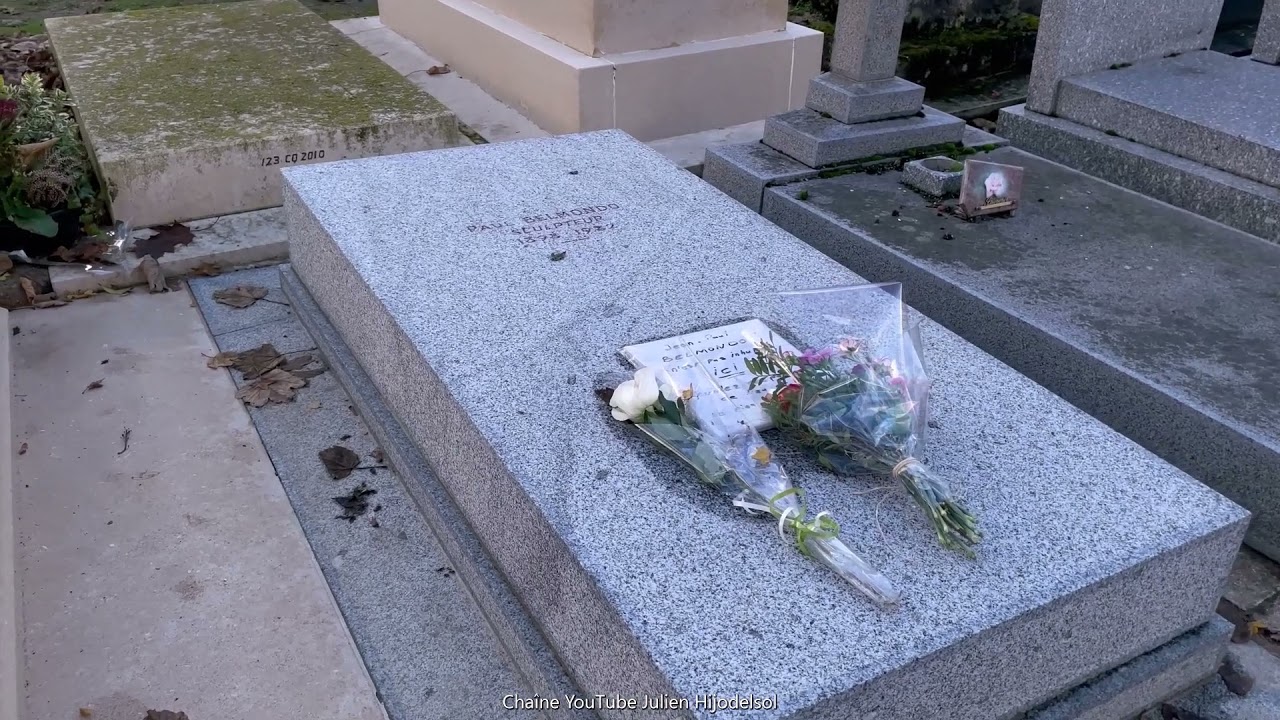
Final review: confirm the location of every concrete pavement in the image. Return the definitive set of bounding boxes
[9,289,386,720]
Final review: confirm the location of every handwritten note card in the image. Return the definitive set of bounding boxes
[621,319,798,431]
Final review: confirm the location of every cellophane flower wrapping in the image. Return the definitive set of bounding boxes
[745,283,981,556]
[604,364,900,604]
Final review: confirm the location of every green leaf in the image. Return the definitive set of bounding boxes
[10,207,57,237]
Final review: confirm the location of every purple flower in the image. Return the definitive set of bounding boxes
[0,99,17,123]
[798,347,835,366]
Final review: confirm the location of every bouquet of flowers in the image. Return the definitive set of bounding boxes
[602,365,901,604]
[744,284,981,556]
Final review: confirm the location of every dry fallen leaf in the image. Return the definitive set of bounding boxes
[83,379,104,393]
[34,299,68,309]
[205,351,238,369]
[191,261,222,277]
[333,482,377,521]
[17,442,27,456]
[235,369,306,407]
[233,343,284,379]
[18,276,36,304]
[100,285,130,295]
[213,285,269,309]
[139,256,166,293]
[280,353,315,372]
[750,446,772,465]
[426,64,451,75]
[78,708,91,718]
[320,445,361,480]
[132,223,194,259]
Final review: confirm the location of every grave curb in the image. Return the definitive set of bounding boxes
[0,307,19,720]
[279,265,592,719]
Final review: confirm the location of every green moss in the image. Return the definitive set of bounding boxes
[46,0,448,153]
[896,14,1039,95]
[796,189,809,201]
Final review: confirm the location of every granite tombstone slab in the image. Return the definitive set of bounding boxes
[283,130,1247,720]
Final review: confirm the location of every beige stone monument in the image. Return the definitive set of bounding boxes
[379,0,824,141]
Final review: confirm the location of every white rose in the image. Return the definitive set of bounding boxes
[610,367,661,421]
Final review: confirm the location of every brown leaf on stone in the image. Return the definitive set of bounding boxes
[33,299,68,309]
[235,369,306,407]
[190,261,222,277]
[18,276,36,304]
[213,285,269,309]
[280,353,315,372]
[132,223,194,259]
[17,442,27,456]
[319,445,361,480]
[83,379,103,393]
[0,254,12,274]
[205,351,238,369]
[232,343,284,379]
[426,64,451,75]
[78,708,91,718]
[49,240,108,264]
[292,367,326,379]
[139,256,166,293]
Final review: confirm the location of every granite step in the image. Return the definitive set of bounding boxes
[763,105,966,168]
[1055,51,1280,189]
[997,104,1280,244]
[761,146,1280,562]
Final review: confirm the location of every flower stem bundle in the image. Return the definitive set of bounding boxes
[603,367,900,604]
[747,336,981,556]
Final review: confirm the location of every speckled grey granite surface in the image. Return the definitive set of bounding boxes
[188,267,539,720]
[1055,52,1280,189]
[1023,617,1230,720]
[805,74,924,125]
[279,265,594,720]
[761,146,1280,563]
[997,104,1280,243]
[701,142,819,212]
[763,106,965,168]
[282,130,1247,720]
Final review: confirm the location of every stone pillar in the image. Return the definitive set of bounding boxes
[1255,0,1280,64]
[1027,0,1226,114]
[830,0,910,82]
[806,0,926,124]
[379,0,823,141]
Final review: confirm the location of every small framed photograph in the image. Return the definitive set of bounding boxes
[959,160,1024,218]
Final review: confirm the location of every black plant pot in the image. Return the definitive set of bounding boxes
[0,208,83,256]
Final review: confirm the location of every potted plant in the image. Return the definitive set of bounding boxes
[1,73,104,254]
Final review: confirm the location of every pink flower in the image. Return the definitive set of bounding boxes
[837,337,863,354]
[798,347,835,365]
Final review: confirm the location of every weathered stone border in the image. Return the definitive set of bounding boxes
[0,306,20,720]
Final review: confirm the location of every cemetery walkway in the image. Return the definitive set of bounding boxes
[8,289,385,720]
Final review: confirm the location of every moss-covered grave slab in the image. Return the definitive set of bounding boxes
[47,0,463,227]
